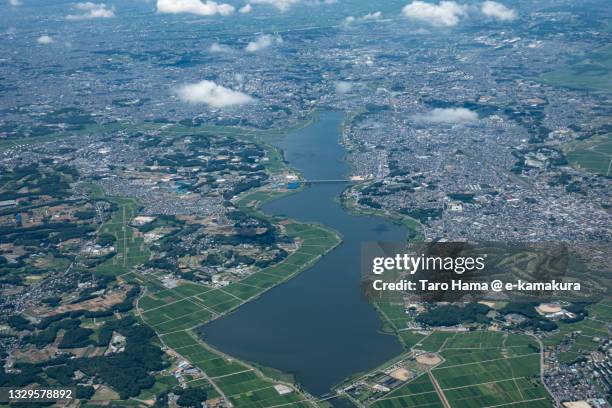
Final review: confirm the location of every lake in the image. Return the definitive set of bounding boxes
[201,111,405,396]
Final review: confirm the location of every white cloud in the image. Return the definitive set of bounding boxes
[362,11,381,20]
[402,1,467,27]
[414,108,478,123]
[243,0,334,12]
[37,35,54,44]
[346,11,382,23]
[209,42,232,52]
[481,1,516,21]
[239,3,252,13]
[8,0,22,6]
[249,0,299,12]
[157,0,234,16]
[176,80,255,108]
[334,81,353,94]
[245,34,282,52]
[66,2,115,20]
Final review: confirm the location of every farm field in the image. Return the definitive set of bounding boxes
[541,302,611,364]
[365,301,554,408]
[374,301,412,331]
[372,374,444,408]
[84,186,151,276]
[539,44,612,93]
[160,331,310,407]
[369,331,552,408]
[563,133,612,176]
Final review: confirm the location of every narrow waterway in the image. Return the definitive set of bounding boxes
[201,111,404,396]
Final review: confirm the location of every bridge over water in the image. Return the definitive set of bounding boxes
[303,179,358,184]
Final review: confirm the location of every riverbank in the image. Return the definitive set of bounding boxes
[339,185,424,241]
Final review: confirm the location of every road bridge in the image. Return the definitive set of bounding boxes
[303,179,358,184]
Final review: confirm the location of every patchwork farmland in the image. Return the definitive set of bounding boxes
[370,331,552,408]
[341,301,555,408]
[124,220,340,407]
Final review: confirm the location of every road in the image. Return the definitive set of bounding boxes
[428,371,452,408]
[529,333,561,408]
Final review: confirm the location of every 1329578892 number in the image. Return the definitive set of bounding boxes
[1,388,74,402]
